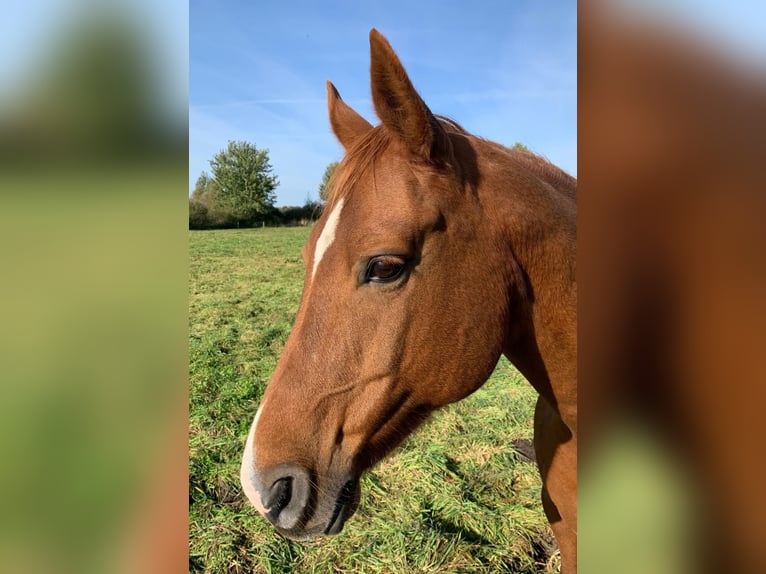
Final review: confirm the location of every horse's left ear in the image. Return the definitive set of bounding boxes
[369,29,451,163]
[327,81,373,150]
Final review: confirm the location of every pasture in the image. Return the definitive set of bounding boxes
[190,227,556,573]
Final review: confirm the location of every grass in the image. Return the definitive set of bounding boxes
[190,227,556,573]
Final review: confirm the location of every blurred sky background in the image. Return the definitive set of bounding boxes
[0,0,188,119]
[190,0,577,206]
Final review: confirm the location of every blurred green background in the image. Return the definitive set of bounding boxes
[0,1,187,573]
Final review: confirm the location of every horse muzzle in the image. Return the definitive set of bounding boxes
[241,459,360,539]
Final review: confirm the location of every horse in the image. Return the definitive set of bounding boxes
[240,29,577,573]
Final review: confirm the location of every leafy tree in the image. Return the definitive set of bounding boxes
[209,141,278,227]
[191,172,213,201]
[318,161,339,203]
[303,193,323,220]
[189,172,234,228]
[189,199,209,229]
[3,12,177,161]
[511,142,531,153]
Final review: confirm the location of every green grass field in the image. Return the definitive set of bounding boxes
[190,227,556,573]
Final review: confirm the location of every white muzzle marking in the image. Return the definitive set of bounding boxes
[240,404,270,515]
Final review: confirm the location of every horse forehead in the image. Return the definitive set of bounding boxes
[308,160,439,278]
[312,197,345,278]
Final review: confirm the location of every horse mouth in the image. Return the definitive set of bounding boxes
[324,479,360,535]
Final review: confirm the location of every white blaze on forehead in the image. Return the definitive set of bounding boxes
[239,403,270,515]
[312,197,345,279]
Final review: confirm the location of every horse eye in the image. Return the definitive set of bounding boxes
[366,257,406,283]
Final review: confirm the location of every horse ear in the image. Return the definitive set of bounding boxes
[369,28,450,163]
[327,80,373,150]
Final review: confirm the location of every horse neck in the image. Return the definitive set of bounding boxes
[474,142,577,423]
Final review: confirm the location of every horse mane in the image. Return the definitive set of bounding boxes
[325,116,575,206]
[505,146,577,198]
[325,125,391,206]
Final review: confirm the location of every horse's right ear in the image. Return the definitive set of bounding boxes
[369,29,450,164]
[327,81,373,150]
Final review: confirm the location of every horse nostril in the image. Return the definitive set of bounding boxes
[250,466,311,531]
[265,477,293,520]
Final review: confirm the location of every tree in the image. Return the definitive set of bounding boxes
[303,193,323,221]
[191,172,213,201]
[209,141,279,227]
[511,142,531,153]
[318,161,339,203]
[189,199,209,229]
[3,12,173,161]
[189,172,234,228]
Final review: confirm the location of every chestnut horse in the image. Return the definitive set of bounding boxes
[241,29,577,572]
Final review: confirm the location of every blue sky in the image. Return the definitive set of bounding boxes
[190,0,577,206]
